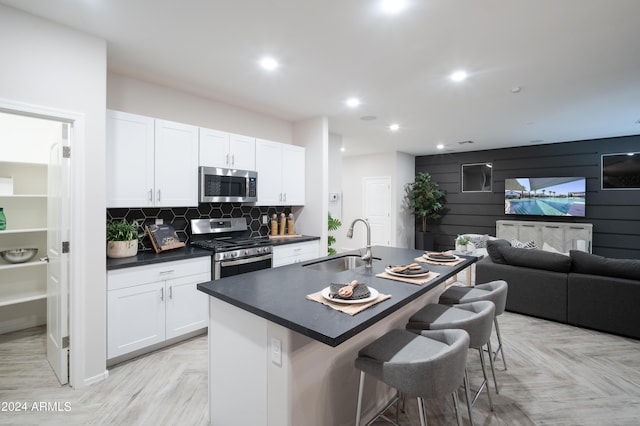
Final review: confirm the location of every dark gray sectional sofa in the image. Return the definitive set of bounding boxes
[476,239,640,339]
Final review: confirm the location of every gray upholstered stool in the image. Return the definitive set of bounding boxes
[406,301,496,416]
[439,280,509,376]
[354,328,471,426]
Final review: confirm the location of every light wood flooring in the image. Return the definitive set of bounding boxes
[1,312,639,425]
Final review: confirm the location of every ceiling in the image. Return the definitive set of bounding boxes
[3,0,640,157]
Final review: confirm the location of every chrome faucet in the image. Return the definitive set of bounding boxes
[346,218,373,268]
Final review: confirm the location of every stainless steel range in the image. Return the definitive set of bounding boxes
[190,218,272,280]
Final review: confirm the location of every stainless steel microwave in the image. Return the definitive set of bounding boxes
[199,167,257,203]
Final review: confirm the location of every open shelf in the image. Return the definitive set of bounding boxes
[0,260,47,271]
[0,228,47,234]
[0,290,46,307]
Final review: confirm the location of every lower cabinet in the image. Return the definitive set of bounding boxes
[272,240,320,268]
[107,257,211,360]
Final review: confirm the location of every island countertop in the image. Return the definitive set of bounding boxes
[197,245,476,347]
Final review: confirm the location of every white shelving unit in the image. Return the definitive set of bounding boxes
[0,161,48,333]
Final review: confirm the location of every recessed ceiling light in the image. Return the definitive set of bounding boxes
[346,97,361,108]
[437,144,444,150]
[511,86,522,93]
[340,147,345,152]
[450,70,467,82]
[259,57,279,71]
[380,0,407,14]
[389,123,400,131]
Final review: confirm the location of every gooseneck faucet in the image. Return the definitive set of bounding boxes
[346,218,373,268]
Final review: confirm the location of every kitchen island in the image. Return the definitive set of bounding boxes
[197,246,477,426]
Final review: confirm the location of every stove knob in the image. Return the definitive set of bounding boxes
[245,250,249,256]
[233,252,238,258]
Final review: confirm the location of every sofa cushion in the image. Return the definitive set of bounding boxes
[498,246,572,273]
[570,250,640,281]
[469,234,490,249]
[486,239,511,264]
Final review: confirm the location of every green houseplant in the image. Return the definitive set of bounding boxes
[106,219,142,258]
[327,213,342,256]
[404,172,446,250]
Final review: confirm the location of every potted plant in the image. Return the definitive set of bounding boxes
[455,235,471,252]
[327,213,342,256]
[106,219,142,258]
[404,172,447,250]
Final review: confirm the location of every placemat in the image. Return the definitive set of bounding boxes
[415,255,465,267]
[376,271,440,285]
[306,291,391,316]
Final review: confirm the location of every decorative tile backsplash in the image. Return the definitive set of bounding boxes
[107,204,291,251]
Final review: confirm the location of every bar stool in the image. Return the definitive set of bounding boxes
[354,328,471,426]
[406,301,496,416]
[439,280,509,375]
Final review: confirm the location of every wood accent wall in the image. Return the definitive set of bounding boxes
[415,134,640,259]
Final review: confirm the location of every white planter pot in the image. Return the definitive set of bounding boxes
[455,244,468,253]
[107,240,138,258]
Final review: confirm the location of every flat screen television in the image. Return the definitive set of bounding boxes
[602,152,640,189]
[504,177,586,217]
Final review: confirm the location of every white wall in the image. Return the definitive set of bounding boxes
[0,4,107,386]
[107,73,292,144]
[0,113,58,164]
[336,152,415,252]
[292,117,328,255]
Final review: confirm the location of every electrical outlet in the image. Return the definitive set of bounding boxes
[262,215,268,225]
[155,218,163,225]
[271,337,282,366]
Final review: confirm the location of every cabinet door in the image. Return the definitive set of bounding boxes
[165,272,210,340]
[255,139,283,205]
[106,110,155,207]
[199,127,230,168]
[272,241,319,267]
[228,134,256,171]
[282,144,305,205]
[518,224,539,245]
[541,225,564,251]
[155,120,199,207]
[107,281,165,359]
[496,222,518,242]
[565,225,592,252]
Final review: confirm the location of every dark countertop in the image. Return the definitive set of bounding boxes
[268,234,320,246]
[197,246,478,347]
[106,246,212,270]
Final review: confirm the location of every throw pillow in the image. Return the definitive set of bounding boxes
[498,246,572,273]
[510,239,538,249]
[486,239,511,264]
[470,234,490,249]
[570,250,640,281]
[542,242,569,255]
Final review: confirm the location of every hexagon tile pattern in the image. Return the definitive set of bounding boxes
[107,203,292,252]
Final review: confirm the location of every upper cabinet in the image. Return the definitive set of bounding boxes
[107,110,199,207]
[199,128,255,171]
[255,139,305,206]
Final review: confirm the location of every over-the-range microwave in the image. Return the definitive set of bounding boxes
[199,166,257,203]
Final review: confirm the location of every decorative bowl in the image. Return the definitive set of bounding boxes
[0,248,39,264]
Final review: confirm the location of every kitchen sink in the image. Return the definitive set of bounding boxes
[303,255,377,272]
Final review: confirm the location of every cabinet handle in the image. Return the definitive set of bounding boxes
[522,225,535,227]
[160,287,164,301]
[545,226,560,229]
[169,286,173,299]
[226,153,230,165]
[159,269,175,275]
[231,154,235,166]
[157,189,161,203]
[279,193,283,202]
[570,226,585,230]
[149,189,153,202]
[283,193,287,202]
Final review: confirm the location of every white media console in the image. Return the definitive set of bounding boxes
[496,220,593,253]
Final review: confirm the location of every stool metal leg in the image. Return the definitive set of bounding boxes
[356,371,365,426]
[463,369,474,426]
[452,391,463,426]
[487,340,499,394]
[478,348,494,411]
[417,397,428,426]
[494,317,507,370]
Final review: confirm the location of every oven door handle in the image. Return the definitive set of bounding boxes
[219,253,273,267]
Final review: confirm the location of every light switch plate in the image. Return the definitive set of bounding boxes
[271,337,282,366]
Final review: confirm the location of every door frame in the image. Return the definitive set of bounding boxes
[0,98,86,388]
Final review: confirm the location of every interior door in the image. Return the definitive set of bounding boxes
[47,122,70,385]
[364,176,391,246]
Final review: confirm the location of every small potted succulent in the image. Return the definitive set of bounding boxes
[106,219,142,258]
[455,235,472,252]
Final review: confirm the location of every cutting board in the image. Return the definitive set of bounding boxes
[268,234,303,239]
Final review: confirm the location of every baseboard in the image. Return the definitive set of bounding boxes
[82,370,109,387]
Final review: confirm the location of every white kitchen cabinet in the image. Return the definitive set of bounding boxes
[255,139,305,206]
[106,110,199,207]
[0,162,48,334]
[272,240,320,268]
[496,220,592,253]
[199,128,255,171]
[107,257,210,359]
